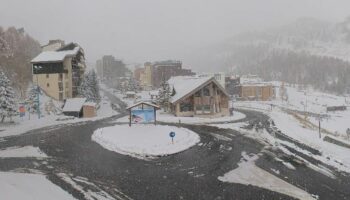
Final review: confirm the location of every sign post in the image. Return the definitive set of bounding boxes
[169,131,175,144]
[19,104,25,120]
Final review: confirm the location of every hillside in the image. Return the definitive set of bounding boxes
[191,17,350,94]
[0,27,41,96]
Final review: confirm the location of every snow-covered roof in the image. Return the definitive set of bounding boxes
[168,76,228,104]
[126,101,160,110]
[31,47,80,63]
[126,91,136,95]
[149,90,159,96]
[62,98,86,112]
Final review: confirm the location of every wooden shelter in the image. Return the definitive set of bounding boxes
[126,101,160,126]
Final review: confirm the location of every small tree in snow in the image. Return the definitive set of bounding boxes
[0,70,17,122]
[79,69,101,103]
[157,80,172,112]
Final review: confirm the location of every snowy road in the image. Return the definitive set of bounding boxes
[0,94,350,199]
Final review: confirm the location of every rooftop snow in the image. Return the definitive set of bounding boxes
[168,76,213,103]
[63,98,86,112]
[31,47,80,63]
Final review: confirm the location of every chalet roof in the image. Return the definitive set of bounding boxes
[31,46,80,63]
[126,101,160,110]
[168,76,229,104]
[62,98,86,112]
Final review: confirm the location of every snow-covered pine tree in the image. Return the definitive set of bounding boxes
[25,84,40,114]
[0,70,17,122]
[79,69,101,103]
[127,78,138,92]
[157,80,172,112]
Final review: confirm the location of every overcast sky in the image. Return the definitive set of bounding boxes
[1,0,350,68]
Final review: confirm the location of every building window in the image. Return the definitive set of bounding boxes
[46,74,49,78]
[180,102,193,112]
[47,83,50,87]
[194,91,201,97]
[203,87,210,96]
[203,105,211,113]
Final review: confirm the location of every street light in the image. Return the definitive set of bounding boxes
[33,65,42,119]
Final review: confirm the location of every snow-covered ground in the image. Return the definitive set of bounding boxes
[231,83,350,173]
[0,172,75,200]
[0,146,47,158]
[92,124,200,159]
[218,152,316,200]
[0,90,118,138]
[235,82,350,137]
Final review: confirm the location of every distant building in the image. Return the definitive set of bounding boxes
[95,55,129,81]
[135,60,195,89]
[168,76,229,117]
[239,84,275,101]
[31,42,86,101]
[152,60,195,88]
[199,72,226,89]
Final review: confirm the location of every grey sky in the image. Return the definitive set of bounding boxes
[1,0,349,68]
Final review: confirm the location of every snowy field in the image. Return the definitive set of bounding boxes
[92,124,200,159]
[235,82,350,137]
[227,82,350,173]
[0,172,75,200]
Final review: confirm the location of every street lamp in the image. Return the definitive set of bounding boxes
[33,65,42,119]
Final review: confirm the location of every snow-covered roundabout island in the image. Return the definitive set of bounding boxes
[92,125,200,159]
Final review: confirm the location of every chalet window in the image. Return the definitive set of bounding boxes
[203,87,210,96]
[203,105,211,113]
[46,74,49,78]
[194,91,201,97]
[59,92,63,101]
[47,83,50,87]
[180,102,193,112]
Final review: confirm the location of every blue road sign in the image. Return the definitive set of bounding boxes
[169,132,175,138]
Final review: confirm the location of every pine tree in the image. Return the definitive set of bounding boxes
[25,84,40,114]
[79,69,101,103]
[157,80,172,111]
[0,70,17,122]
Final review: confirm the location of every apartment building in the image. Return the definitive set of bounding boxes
[31,42,86,101]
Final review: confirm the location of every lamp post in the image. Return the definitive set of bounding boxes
[33,65,42,119]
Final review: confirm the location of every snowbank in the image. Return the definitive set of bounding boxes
[0,172,75,200]
[218,152,316,200]
[0,146,47,158]
[92,125,200,159]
